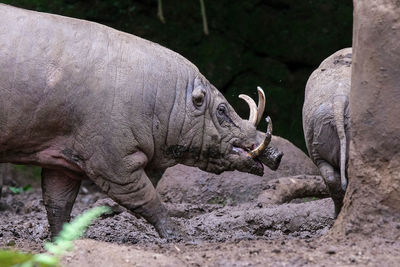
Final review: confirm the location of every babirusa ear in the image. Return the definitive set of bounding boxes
[192,86,206,107]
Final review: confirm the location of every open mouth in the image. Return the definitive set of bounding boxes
[232,145,264,169]
[231,144,250,155]
[253,157,263,169]
[231,87,283,172]
[232,143,283,172]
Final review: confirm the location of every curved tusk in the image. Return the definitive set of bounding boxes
[256,87,266,126]
[239,87,266,127]
[249,116,273,158]
[238,94,257,126]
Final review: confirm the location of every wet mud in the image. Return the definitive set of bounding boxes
[1,156,399,266]
[0,188,333,247]
[1,186,399,266]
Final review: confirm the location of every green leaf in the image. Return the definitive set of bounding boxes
[0,206,111,267]
[31,254,58,266]
[45,206,111,257]
[8,185,32,194]
[23,184,32,192]
[0,250,34,266]
[9,186,24,194]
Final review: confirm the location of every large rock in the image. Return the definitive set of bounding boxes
[157,136,318,205]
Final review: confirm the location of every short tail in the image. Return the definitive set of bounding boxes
[332,95,348,191]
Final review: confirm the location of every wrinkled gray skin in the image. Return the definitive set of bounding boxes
[303,48,351,217]
[0,5,280,240]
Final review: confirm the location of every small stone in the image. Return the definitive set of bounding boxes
[271,249,281,254]
[326,249,336,255]
[249,249,261,255]
[23,222,32,228]
[7,240,16,246]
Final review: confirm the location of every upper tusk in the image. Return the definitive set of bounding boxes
[238,86,266,127]
[256,87,266,126]
[238,94,257,126]
[249,116,273,158]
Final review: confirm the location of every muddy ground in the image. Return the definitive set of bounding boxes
[1,185,399,266]
[1,144,399,267]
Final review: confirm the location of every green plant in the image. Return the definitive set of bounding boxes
[13,165,42,179]
[207,196,228,206]
[0,206,111,267]
[8,185,32,194]
[302,197,320,203]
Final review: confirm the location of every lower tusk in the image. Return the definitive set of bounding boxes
[249,116,273,158]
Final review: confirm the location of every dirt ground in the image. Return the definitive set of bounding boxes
[1,185,399,266]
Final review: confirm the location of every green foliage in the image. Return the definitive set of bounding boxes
[302,197,320,203]
[45,206,111,257]
[0,251,35,267]
[8,185,32,194]
[13,165,41,180]
[207,196,228,206]
[0,206,111,267]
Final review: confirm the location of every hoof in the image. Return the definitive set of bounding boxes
[331,190,345,218]
[155,217,190,242]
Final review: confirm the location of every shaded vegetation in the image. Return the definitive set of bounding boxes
[8,184,32,194]
[13,165,41,178]
[0,206,110,267]
[3,0,352,150]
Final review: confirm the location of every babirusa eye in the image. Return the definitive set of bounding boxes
[217,105,226,115]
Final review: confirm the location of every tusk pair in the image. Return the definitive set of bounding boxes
[249,116,273,158]
[239,86,266,127]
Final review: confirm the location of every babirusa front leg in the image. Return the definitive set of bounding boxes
[93,151,182,240]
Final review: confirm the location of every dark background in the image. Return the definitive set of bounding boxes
[2,0,353,151]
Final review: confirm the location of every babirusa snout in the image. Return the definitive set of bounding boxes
[257,146,283,171]
[239,87,283,171]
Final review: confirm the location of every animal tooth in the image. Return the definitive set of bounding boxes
[232,147,241,153]
[249,116,273,158]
